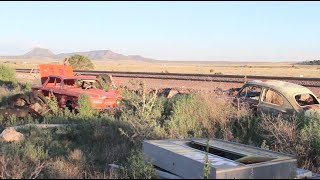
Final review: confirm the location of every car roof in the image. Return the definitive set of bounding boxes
[245,80,315,97]
[48,75,97,80]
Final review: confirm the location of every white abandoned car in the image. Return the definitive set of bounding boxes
[231,80,320,118]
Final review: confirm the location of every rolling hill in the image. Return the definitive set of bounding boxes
[0,48,157,62]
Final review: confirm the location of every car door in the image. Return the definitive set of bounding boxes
[259,88,293,116]
[236,85,262,112]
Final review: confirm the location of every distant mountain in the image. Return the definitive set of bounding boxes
[23,48,55,58]
[6,48,157,62]
[55,50,129,60]
[0,47,158,62]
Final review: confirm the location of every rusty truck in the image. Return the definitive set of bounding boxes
[12,64,122,113]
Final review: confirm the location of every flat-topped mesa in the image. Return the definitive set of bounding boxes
[23,47,55,58]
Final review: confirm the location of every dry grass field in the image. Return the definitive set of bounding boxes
[1,58,320,77]
[1,59,320,177]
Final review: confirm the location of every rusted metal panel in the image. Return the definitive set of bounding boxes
[39,64,74,79]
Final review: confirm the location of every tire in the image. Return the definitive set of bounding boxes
[26,92,37,104]
[33,92,47,105]
[10,94,30,107]
[97,74,111,84]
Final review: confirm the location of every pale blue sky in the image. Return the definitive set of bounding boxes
[0,1,319,61]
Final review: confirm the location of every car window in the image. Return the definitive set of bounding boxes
[295,93,319,106]
[239,86,261,101]
[46,77,61,88]
[64,79,77,87]
[262,89,284,106]
[48,77,55,83]
[55,78,62,87]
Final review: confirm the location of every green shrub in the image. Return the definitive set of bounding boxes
[118,82,167,142]
[165,94,205,138]
[2,81,320,176]
[0,64,17,83]
[164,93,243,139]
[0,154,47,179]
[24,82,32,92]
[122,150,158,179]
[64,55,94,70]
[78,93,96,118]
[251,113,320,172]
[300,117,320,168]
[46,95,59,115]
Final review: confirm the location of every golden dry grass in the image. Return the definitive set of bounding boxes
[1,58,320,77]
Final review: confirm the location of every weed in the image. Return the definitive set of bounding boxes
[1,80,320,177]
[203,138,211,179]
[121,150,158,179]
[0,64,17,83]
[78,93,96,118]
[46,95,59,115]
[118,81,166,142]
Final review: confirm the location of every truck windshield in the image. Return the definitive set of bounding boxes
[64,79,103,90]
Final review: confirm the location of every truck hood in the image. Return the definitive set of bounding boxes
[304,104,320,119]
[66,88,119,99]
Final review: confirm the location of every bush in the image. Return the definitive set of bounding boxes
[117,81,166,142]
[165,93,244,139]
[165,94,205,138]
[78,93,96,118]
[300,117,320,170]
[0,64,17,83]
[300,60,320,65]
[64,55,94,70]
[2,79,320,175]
[46,95,59,115]
[0,154,47,179]
[122,150,158,179]
[253,113,320,172]
[0,118,137,179]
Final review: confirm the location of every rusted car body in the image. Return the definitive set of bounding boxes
[232,80,320,118]
[31,64,122,111]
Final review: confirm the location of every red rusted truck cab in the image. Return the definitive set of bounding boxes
[32,64,122,111]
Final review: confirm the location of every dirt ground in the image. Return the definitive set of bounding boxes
[6,59,320,96]
[16,72,320,97]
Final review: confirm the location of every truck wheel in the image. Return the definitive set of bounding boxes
[33,92,47,106]
[10,94,30,107]
[97,74,111,84]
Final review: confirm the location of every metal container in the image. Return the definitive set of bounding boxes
[143,138,297,179]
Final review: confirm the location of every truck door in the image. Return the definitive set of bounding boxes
[43,76,63,98]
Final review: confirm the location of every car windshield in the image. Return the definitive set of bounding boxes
[295,93,319,106]
[64,78,103,90]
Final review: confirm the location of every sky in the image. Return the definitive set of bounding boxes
[0,1,320,62]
